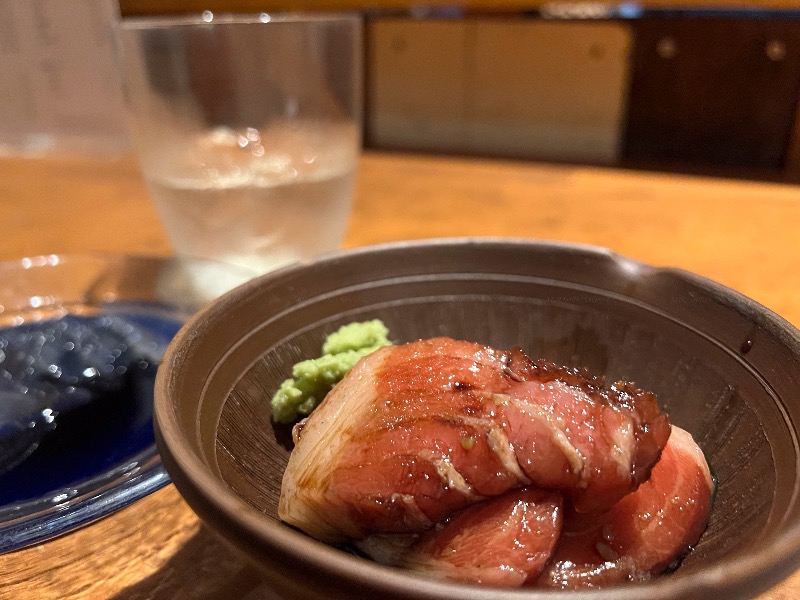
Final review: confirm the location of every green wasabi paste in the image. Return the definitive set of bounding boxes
[270,319,393,423]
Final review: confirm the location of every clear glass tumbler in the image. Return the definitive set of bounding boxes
[115,13,363,274]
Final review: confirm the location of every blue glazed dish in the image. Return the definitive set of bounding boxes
[0,254,254,553]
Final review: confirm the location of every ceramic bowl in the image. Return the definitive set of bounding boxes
[154,239,800,600]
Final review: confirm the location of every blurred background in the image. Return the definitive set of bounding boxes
[1,0,799,182]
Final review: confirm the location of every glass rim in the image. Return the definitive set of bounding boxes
[116,11,362,30]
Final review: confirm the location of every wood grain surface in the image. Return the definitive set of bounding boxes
[0,151,798,599]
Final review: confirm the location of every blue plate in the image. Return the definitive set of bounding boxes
[0,253,256,553]
[0,303,184,552]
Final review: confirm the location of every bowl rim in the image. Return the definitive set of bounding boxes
[154,237,800,599]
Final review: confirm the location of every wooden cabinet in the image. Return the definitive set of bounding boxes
[623,16,800,176]
[366,18,631,164]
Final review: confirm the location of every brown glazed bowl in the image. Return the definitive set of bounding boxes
[154,239,800,600]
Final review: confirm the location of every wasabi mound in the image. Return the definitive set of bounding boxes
[270,320,392,423]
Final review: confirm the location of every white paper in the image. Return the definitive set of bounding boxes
[0,0,130,156]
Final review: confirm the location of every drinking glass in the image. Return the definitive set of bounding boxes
[115,13,362,274]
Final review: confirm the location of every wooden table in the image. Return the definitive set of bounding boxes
[0,151,798,599]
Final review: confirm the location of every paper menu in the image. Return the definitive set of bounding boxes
[0,0,130,156]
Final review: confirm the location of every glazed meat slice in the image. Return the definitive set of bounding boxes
[358,428,711,590]
[497,346,670,513]
[537,426,714,589]
[279,337,670,543]
[359,488,563,588]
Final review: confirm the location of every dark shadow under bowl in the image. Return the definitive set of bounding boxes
[155,239,800,600]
